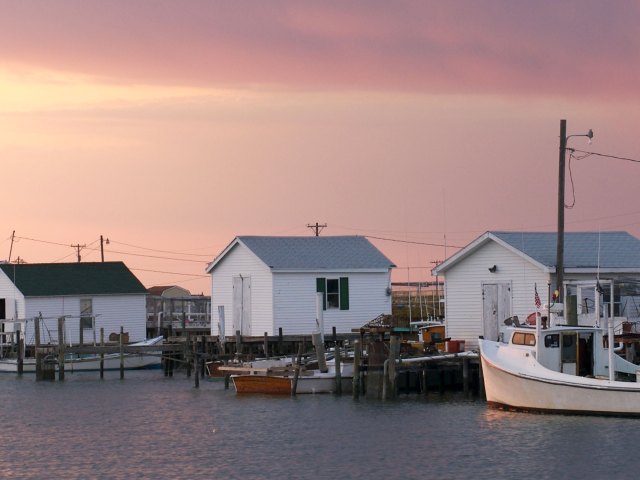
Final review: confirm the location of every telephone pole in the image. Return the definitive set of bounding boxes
[556,119,567,302]
[71,244,86,263]
[100,235,109,262]
[8,230,15,263]
[307,222,327,236]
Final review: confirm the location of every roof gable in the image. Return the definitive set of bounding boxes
[433,231,640,274]
[0,262,148,297]
[207,236,395,272]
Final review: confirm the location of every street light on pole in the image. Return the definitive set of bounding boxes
[556,120,594,302]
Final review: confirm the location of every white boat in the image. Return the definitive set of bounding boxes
[0,336,164,373]
[479,319,640,416]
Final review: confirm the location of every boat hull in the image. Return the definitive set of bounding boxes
[480,339,640,416]
[0,337,163,373]
[232,373,353,395]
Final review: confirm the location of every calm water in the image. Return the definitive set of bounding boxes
[0,370,635,480]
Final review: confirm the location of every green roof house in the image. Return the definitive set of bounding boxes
[0,262,148,345]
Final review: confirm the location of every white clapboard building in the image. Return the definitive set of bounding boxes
[432,231,640,348]
[0,261,148,344]
[207,236,396,337]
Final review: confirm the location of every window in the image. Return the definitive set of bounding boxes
[512,332,536,346]
[316,277,349,311]
[80,298,93,329]
[545,334,560,348]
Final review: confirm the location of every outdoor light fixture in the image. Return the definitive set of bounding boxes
[488,265,497,273]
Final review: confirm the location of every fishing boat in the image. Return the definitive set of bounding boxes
[231,360,353,395]
[479,282,640,415]
[0,336,164,373]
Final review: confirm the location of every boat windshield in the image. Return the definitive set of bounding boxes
[511,332,536,346]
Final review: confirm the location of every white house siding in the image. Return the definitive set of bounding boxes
[444,241,548,349]
[24,294,147,345]
[210,244,273,336]
[273,271,392,335]
[0,269,24,320]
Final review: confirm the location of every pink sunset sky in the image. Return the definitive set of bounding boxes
[2,1,640,294]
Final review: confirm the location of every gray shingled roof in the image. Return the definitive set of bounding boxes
[0,262,148,296]
[493,231,640,268]
[237,236,395,270]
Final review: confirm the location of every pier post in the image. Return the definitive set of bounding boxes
[463,357,470,396]
[312,332,328,373]
[119,326,124,380]
[57,317,65,381]
[278,328,283,355]
[224,374,230,389]
[422,367,428,399]
[478,359,485,399]
[387,335,399,400]
[352,340,361,399]
[263,332,269,358]
[291,343,304,396]
[334,344,342,395]
[194,337,199,389]
[16,330,23,376]
[34,316,42,381]
[100,328,104,379]
[186,332,192,378]
[235,330,241,355]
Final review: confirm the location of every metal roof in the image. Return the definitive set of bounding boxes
[0,262,148,297]
[433,231,640,274]
[492,231,640,269]
[217,236,395,271]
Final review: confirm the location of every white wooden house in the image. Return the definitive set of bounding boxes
[206,236,396,336]
[0,261,148,344]
[432,231,640,348]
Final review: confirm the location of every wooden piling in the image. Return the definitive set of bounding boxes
[34,316,42,381]
[291,343,304,396]
[57,317,65,381]
[352,340,361,399]
[194,337,199,389]
[278,327,283,355]
[312,332,328,373]
[100,328,104,379]
[334,345,342,395]
[119,326,124,380]
[263,332,269,358]
[186,332,192,378]
[463,357,470,396]
[235,330,241,355]
[386,335,399,400]
[16,330,23,376]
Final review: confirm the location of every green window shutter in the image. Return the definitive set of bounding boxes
[339,277,349,310]
[316,277,327,310]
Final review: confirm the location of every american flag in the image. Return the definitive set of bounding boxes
[534,284,542,309]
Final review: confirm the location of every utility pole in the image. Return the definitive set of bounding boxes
[307,222,327,236]
[71,244,86,263]
[430,260,443,317]
[8,230,15,263]
[556,119,567,302]
[100,235,109,262]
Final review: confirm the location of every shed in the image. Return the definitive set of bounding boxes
[206,236,395,336]
[0,261,148,344]
[432,231,640,348]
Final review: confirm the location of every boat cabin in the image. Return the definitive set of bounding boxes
[503,324,638,380]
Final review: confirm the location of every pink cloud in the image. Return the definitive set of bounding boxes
[0,1,638,96]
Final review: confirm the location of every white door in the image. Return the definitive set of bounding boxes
[482,283,511,341]
[232,276,252,336]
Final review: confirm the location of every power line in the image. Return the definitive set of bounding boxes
[366,235,463,249]
[572,149,640,164]
[129,267,209,278]
[108,239,215,257]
